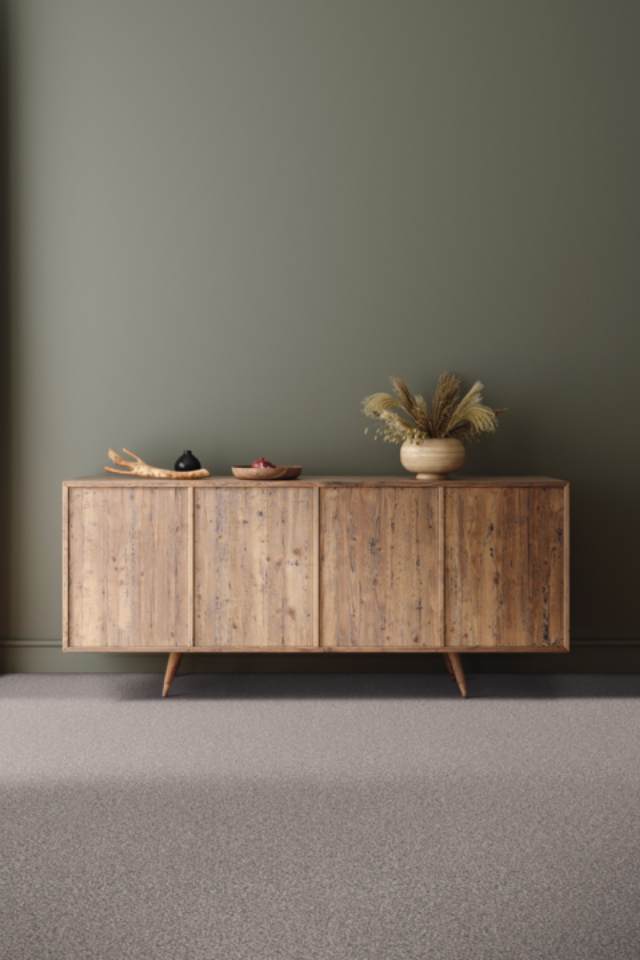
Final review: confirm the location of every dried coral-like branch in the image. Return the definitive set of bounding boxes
[104,448,209,479]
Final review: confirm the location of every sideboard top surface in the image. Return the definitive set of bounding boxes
[64,475,568,488]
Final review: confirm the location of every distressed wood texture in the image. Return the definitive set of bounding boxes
[194,487,315,648]
[66,487,190,648]
[445,486,568,649]
[66,475,565,488]
[64,478,569,658]
[320,486,441,648]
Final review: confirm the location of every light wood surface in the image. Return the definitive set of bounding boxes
[59,644,569,654]
[63,478,570,668]
[66,487,190,648]
[65,475,566,488]
[162,652,182,697]
[563,484,571,650]
[62,486,69,648]
[444,486,567,649]
[444,653,467,698]
[320,486,441,648]
[194,487,315,648]
[312,487,320,648]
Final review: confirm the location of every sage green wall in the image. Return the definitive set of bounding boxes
[4,0,640,669]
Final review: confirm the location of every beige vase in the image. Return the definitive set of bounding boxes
[400,438,465,480]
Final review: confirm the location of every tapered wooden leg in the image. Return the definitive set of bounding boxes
[443,653,467,698]
[443,654,454,679]
[162,653,182,698]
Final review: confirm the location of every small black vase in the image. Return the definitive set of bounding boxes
[174,450,201,471]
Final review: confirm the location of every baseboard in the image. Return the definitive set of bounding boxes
[2,639,640,673]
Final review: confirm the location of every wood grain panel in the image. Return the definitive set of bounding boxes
[320,487,441,648]
[67,487,190,648]
[65,475,567,489]
[195,488,315,648]
[445,487,567,649]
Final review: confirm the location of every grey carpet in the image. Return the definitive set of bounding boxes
[1,673,640,960]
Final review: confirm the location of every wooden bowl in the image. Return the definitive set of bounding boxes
[231,465,289,481]
[231,465,302,481]
[281,465,302,479]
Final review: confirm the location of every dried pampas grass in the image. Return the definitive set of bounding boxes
[362,374,503,445]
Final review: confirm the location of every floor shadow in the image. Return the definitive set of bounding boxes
[0,671,456,701]
[130,672,640,702]
[1,671,639,701]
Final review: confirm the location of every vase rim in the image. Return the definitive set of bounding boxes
[402,437,463,446]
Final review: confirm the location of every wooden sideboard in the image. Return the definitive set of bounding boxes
[62,476,569,697]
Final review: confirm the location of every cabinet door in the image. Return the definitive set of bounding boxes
[320,487,441,648]
[66,487,191,649]
[445,486,568,649]
[195,487,315,648]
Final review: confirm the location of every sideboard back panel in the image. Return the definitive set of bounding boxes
[194,487,316,648]
[320,486,441,648]
[67,487,190,648]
